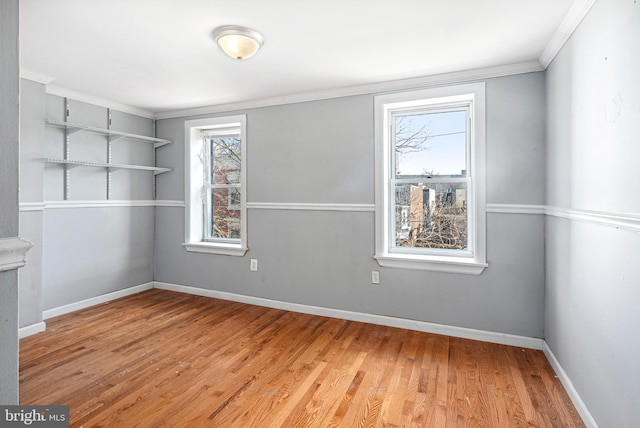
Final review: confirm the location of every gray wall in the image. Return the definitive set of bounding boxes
[0,0,21,404]
[155,72,546,338]
[545,0,640,427]
[42,206,155,309]
[41,95,156,310]
[18,89,157,314]
[19,79,45,328]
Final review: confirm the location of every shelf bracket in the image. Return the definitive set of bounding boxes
[154,141,170,149]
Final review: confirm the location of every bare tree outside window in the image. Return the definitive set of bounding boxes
[394,116,432,154]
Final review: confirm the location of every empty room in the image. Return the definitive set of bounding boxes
[1,0,638,426]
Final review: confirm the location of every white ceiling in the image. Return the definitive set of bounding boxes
[20,0,579,115]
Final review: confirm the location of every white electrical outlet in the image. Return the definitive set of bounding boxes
[371,270,380,284]
[250,259,258,271]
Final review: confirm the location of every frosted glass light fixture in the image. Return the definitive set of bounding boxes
[213,26,264,60]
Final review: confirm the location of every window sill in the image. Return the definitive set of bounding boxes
[374,253,487,275]
[183,242,248,257]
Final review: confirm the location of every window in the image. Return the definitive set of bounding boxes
[374,83,487,274]
[204,129,241,241]
[184,115,247,256]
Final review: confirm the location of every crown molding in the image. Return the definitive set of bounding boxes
[45,85,155,119]
[155,61,543,120]
[538,0,598,68]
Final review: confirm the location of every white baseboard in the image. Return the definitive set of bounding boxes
[19,321,46,338]
[153,281,544,350]
[543,342,599,428]
[42,282,154,320]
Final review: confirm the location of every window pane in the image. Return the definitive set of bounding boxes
[227,187,241,209]
[209,137,241,184]
[206,133,241,241]
[394,182,467,250]
[210,187,241,239]
[394,110,467,178]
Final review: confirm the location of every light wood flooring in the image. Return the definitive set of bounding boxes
[20,289,584,427]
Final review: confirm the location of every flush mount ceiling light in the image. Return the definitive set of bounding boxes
[212,25,264,60]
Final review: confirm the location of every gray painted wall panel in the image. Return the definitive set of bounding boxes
[247,96,374,204]
[67,99,108,129]
[155,72,547,338]
[0,1,20,238]
[109,110,154,136]
[18,212,43,327]
[545,0,640,426]
[546,1,640,214]
[486,73,546,205]
[42,207,154,310]
[155,117,185,200]
[0,0,20,405]
[19,79,46,328]
[155,207,544,337]
[0,271,19,404]
[546,217,640,427]
[20,79,46,203]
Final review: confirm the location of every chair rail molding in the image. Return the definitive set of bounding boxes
[0,237,33,272]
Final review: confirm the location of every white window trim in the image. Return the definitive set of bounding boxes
[184,115,248,256]
[374,83,487,274]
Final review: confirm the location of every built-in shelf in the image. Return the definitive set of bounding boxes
[45,119,172,148]
[44,104,173,200]
[43,158,171,175]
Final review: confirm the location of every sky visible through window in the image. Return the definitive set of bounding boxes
[395,110,466,176]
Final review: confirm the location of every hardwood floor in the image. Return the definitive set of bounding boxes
[20,289,584,427]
